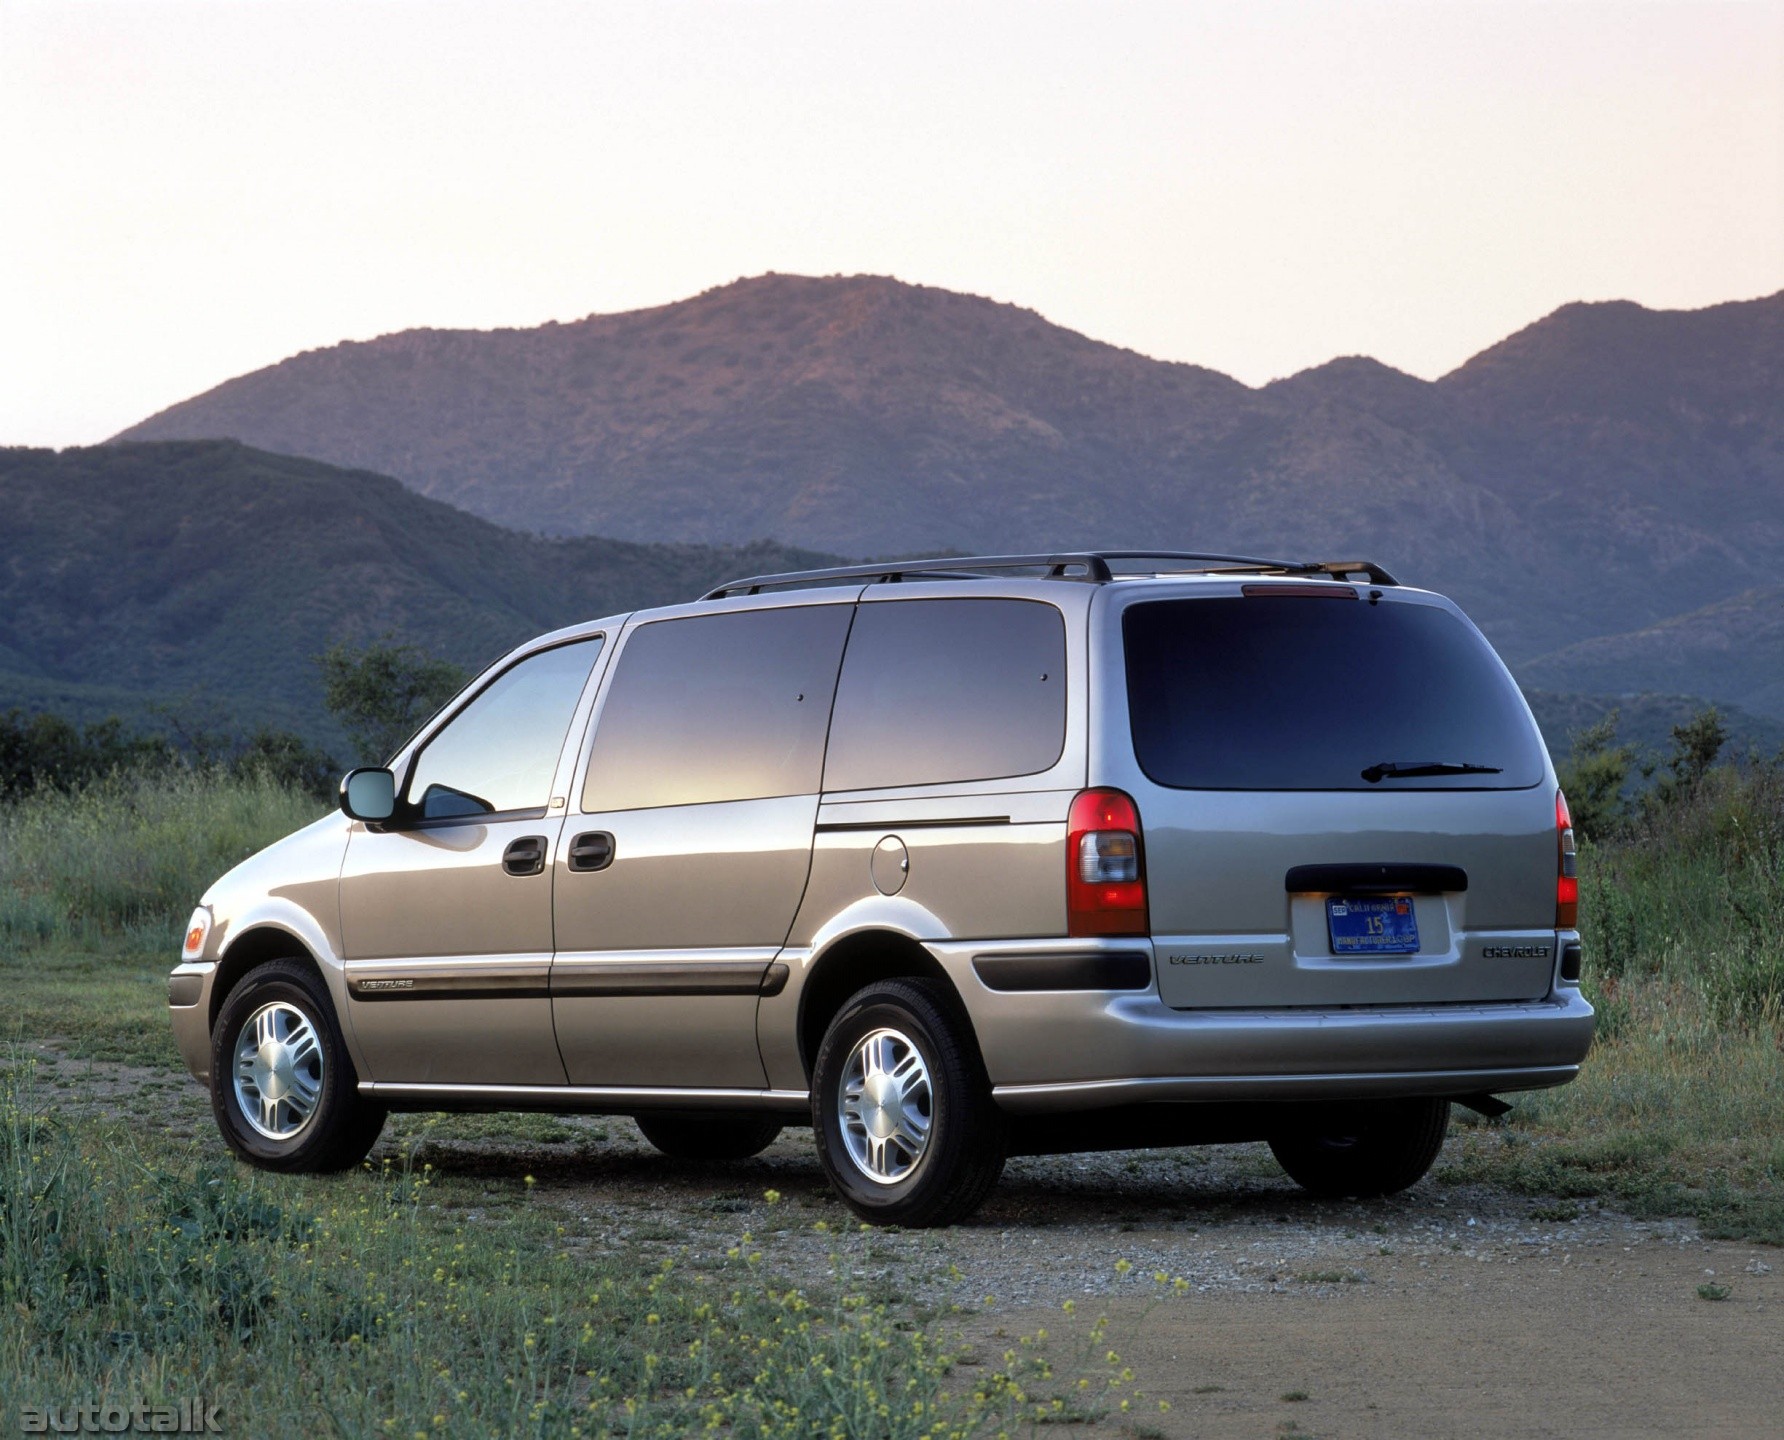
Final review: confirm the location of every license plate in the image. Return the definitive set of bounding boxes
[1327,896,1419,954]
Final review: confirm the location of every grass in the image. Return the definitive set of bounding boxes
[1578,761,1784,1029]
[1440,977,1784,1243]
[0,766,323,954]
[0,948,180,1067]
[0,1059,1147,1438]
[1437,761,1784,1244]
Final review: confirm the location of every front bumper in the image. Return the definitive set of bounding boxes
[167,961,218,1082]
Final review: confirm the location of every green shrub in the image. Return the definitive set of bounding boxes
[0,767,322,951]
[0,710,172,801]
[1579,757,1783,1026]
[319,638,467,765]
[1557,710,1635,840]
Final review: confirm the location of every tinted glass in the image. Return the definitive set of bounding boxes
[406,639,601,819]
[824,599,1067,792]
[582,605,852,812]
[1124,597,1545,790]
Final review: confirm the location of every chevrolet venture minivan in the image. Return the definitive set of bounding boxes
[169,552,1594,1226]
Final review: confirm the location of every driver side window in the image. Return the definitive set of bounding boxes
[405,638,602,820]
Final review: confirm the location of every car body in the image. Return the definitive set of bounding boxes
[170,551,1593,1224]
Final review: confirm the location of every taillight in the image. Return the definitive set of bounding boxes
[1067,789,1148,936]
[1555,790,1577,929]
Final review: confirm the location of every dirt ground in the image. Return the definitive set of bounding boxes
[28,1043,1783,1438]
[419,1113,1784,1440]
[529,1131,1780,1440]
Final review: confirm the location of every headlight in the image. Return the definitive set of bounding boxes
[181,906,212,960]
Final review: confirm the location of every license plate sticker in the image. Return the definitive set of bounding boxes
[1327,896,1420,954]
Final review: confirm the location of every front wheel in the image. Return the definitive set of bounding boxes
[209,958,387,1173]
[811,979,1006,1228]
[1268,1098,1451,1198]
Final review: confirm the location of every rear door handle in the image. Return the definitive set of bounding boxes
[502,836,547,877]
[568,831,615,872]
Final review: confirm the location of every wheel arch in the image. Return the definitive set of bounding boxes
[796,928,971,1082]
[210,924,330,1032]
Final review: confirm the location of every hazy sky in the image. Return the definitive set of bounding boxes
[3,0,1780,448]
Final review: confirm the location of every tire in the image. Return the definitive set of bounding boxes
[1268,1098,1451,1198]
[811,978,1006,1228]
[209,958,387,1173]
[635,1111,783,1162]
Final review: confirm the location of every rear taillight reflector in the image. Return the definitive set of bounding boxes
[1067,789,1148,936]
[1556,790,1578,929]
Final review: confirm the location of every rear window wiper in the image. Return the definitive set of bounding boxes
[1361,759,1504,783]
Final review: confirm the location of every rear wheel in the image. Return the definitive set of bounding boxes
[209,958,387,1173]
[635,1112,783,1162]
[1269,1098,1450,1198]
[811,978,1005,1227]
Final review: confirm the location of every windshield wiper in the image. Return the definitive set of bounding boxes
[1361,760,1504,784]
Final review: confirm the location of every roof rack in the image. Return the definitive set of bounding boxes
[701,553,1113,599]
[699,550,1398,600]
[1092,552,1399,585]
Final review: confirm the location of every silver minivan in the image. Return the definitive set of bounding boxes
[168,552,1594,1226]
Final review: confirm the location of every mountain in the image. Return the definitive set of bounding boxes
[0,442,830,743]
[1521,588,1784,721]
[119,275,1266,551]
[1,441,1772,764]
[112,275,1784,707]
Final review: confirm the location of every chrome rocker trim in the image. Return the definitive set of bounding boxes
[359,1081,812,1115]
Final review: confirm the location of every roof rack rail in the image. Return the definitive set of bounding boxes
[1192,558,1401,586]
[1089,552,1400,584]
[700,553,1114,600]
[699,551,1398,600]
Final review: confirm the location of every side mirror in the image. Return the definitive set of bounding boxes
[340,767,397,822]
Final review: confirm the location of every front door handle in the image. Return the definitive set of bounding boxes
[568,831,615,872]
[502,836,547,877]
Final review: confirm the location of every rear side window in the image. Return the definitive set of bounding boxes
[1124,596,1546,791]
[582,605,851,811]
[824,598,1067,792]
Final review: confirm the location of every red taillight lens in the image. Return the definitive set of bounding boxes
[1556,790,1578,929]
[1067,789,1148,936]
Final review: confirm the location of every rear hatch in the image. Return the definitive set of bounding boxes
[1111,585,1560,1009]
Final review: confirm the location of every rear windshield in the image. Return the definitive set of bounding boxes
[1123,595,1546,791]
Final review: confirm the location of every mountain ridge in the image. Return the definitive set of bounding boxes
[0,441,830,745]
[112,274,1784,685]
[4,440,1780,762]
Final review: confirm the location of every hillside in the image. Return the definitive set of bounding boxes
[1521,588,1784,721]
[1,441,1772,763]
[115,276,1784,684]
[0,442,829,742]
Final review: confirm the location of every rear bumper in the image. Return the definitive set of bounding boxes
[992,1060,1583,1113]
[936,939,1595,1114]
